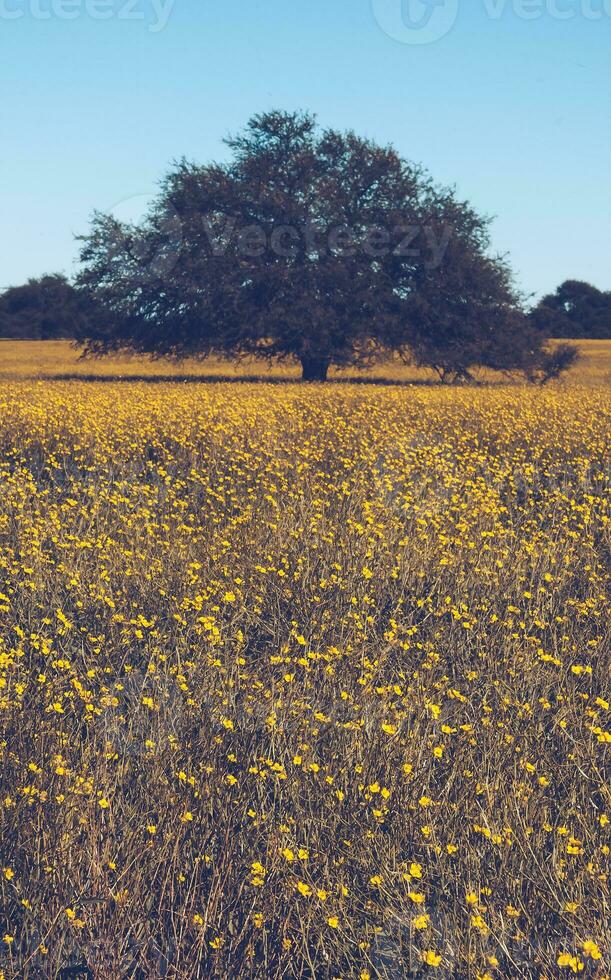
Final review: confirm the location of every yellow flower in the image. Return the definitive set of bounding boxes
[557,953,584,972]
[250,861,266,887]
[421,950,442,967]
[582,940,601,960]
[296,881,312,897]
[470,914,489,935]
[98,797,110,809]
[413,914,430,930]
[327,916,340,929]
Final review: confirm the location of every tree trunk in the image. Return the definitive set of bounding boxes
[300,355,330,382]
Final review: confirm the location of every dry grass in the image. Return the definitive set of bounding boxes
[0,338,609,385]
[0,342,609,978]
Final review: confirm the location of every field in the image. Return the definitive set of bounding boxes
[0,342,609,979]
[1,338,610,385]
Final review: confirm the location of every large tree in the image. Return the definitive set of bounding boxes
[529,280,611,340]
[77,110,563,381]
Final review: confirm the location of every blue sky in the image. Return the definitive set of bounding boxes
[1,0,609,299]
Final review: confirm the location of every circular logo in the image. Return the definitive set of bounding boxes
[104,191,183,284]
[371,0,459,44]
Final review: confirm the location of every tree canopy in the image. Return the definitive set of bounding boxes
[0,274,96,341]
[529,280,611,340]
[76,110,573,382]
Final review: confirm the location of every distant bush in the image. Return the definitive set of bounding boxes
[529,280,611,340]
[0,273,97,340]
[523,342,581,385]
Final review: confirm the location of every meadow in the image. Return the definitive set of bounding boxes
[1,338,610,385]
[0,342,609,978]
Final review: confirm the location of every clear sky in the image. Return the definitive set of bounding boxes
[1,0,609,299]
